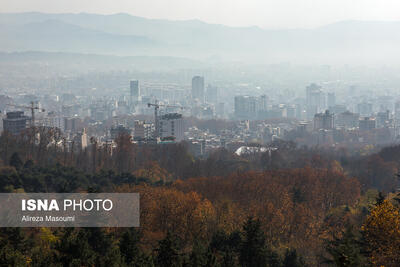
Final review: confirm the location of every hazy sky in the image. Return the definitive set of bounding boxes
[2,0,400,28]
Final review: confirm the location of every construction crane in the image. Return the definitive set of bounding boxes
[7,101,45,127]
[147,100,186,138]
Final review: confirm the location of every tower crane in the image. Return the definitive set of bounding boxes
[147,100,186,138]
[7,101,45,127]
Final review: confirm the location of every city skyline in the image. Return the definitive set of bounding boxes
[1,1,400,266]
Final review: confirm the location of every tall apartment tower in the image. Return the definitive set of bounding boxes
[313,110,335,130]
[3,111,30,135]
[306,83,324,120]
[73,128,88,150]
[192,76,205,103]
[159,113,184,142]
[130,80,140,103]
[206,84,218,103]
[395,101,400,136]
[359,117,376,131]
[327,92,336,108]
[234,95,258,119]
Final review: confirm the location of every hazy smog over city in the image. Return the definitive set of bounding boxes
[0,1,400,266]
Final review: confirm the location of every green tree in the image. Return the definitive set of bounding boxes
[325,226,365,267]
[188,240,218,267]
[57,228,96,266]
[120,228,141,264]
[30,246,61,267]
[155,232,183,267]
[120,228,153,266]
[239,217,279,267]
[209,230,241,267]
[0,244,27,266]
[282,249,307,267]
[9,152,23,170]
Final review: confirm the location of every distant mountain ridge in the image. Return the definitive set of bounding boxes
[0,50,204,71]
[0,18,159,55]
[0,12,399,64]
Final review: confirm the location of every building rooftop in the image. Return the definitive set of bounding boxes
[160,113,182,120]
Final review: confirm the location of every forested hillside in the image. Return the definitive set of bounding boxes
[1,128,400,266]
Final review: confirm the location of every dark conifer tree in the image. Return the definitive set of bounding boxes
[324,226,366,267]
[188,240,208,267]
[9,152,23,170]
[188,240,219,267]
[240,217,270,267]
[376,191,385,206]
[209,230,241,267]
[282,249,307,267]
[239,217,282,267]
[155,232,183,267]
[120,228,152,266]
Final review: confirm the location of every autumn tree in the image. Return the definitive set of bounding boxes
[133,161,172,183]
[362,200,400,266]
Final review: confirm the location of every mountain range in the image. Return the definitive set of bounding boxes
[0,12,399,64]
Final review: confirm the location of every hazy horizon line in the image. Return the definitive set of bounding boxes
[1,11,400,31]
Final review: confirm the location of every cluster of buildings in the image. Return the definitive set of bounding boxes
[230,82,400,147]
[2,77,400,156]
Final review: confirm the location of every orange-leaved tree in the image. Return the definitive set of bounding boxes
[362,199,400,266]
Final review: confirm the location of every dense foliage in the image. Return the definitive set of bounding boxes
[0,129,400,266]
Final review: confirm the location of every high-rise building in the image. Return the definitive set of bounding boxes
[359,117,376,131]
[201,107,214,119]
[192,76,205,103]
[395,101,400,136]
[159,113,184,141]
[306,83,324,119]
[357,103,373,117]
[234,95,270,120]
[216,103,225,118]
[73,128,88,150]
[234,95,258,119]
[313,110,334,130]
[259,95,267,111]
[286,105,296,118]
[395,101,400,118]
[376,110,390,128]
[130,80,140,103]
[62,105,74,117]
[134,120,153,140]
[43,112,65,132]
[64,117,83,133]
[327,92,336,108]
[110,125,131,139]
[134,120,146,140]
[336,111,359,129]
[2,111,30,135]
[205,84,218,103]
[328,105,347,115]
